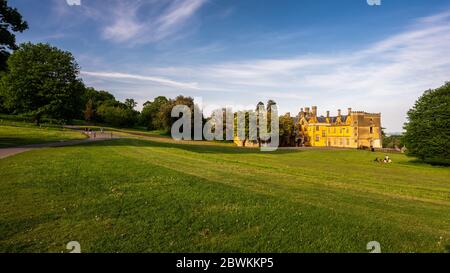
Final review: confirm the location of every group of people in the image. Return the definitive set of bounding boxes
[374,155,392,164]
[84,127,97,139]
[83,127,114,139]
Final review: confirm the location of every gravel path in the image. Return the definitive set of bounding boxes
[0,131,118,159]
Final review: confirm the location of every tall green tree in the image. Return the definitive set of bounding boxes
[0,75,6,112]
[124,98,137,110]
[1,43,85,124]
[0,0,28,71]
[96,100,138,127]
[266,99,277,133]
[266,99,276,112]
[279,113,295,147]
[140,96,168,130]
[256,101,264,112]
[81,87,116,121]
[159,96,195,133]
[83,87,115,106]
[83,99,95,123]
[403,82,450,165]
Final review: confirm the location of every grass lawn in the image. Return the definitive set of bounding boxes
[0,125,87,148]
[74,125,169,137]
[0,137,449,253]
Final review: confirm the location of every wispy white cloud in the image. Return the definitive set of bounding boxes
[100,0,207,44]
[51,0,207,45]
[81,71,200,90]
[102,2,144,43]
[417,9,450,24]
[154,0,206,40]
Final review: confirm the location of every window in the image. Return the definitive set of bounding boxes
[316,126,319,131]
[346,139,350,145]
[322,130,326,137]
[346,128,349,134]
[316,135,320,142]
[340,139,343,145]
[340,128,343,134]
[370,127,374,134]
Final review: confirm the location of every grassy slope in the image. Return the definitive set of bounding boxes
[0,125,87,148]
[0,138,449,253]
[74,125,169,137]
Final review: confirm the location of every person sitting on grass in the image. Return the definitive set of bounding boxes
[384,155,392,163]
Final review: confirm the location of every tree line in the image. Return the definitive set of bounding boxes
[0,40,296,139]
[0,41,194,132]
[403,82,450,165]
[0,41,447,164]
[0,0,448,164]
[0,44,201,131]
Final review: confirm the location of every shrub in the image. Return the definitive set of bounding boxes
[403,82,450,165]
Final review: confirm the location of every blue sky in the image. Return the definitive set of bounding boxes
[10,0,450,132]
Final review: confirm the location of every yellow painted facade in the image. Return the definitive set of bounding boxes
[233,106,383,149]
[299,107,382,149]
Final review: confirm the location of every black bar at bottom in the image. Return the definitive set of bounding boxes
[0,253,447,272]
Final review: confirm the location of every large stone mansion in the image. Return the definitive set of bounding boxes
[234,106,383,149]
[297,106,382,149]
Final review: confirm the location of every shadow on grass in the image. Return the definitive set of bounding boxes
[397,157,450,169]
[75,138,301,155]
[0,137,63,148]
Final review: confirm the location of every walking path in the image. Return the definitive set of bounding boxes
[0,131,118,159]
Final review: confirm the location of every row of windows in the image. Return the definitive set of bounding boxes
[312,126,353,134]
[315,136,358,146]
[311,126,375,134]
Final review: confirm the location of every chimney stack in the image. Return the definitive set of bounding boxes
[326,111,330,118]
[348,108,352,115]
[312,106,317,117]
[305,107,310,115]
[338,109,341,116]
